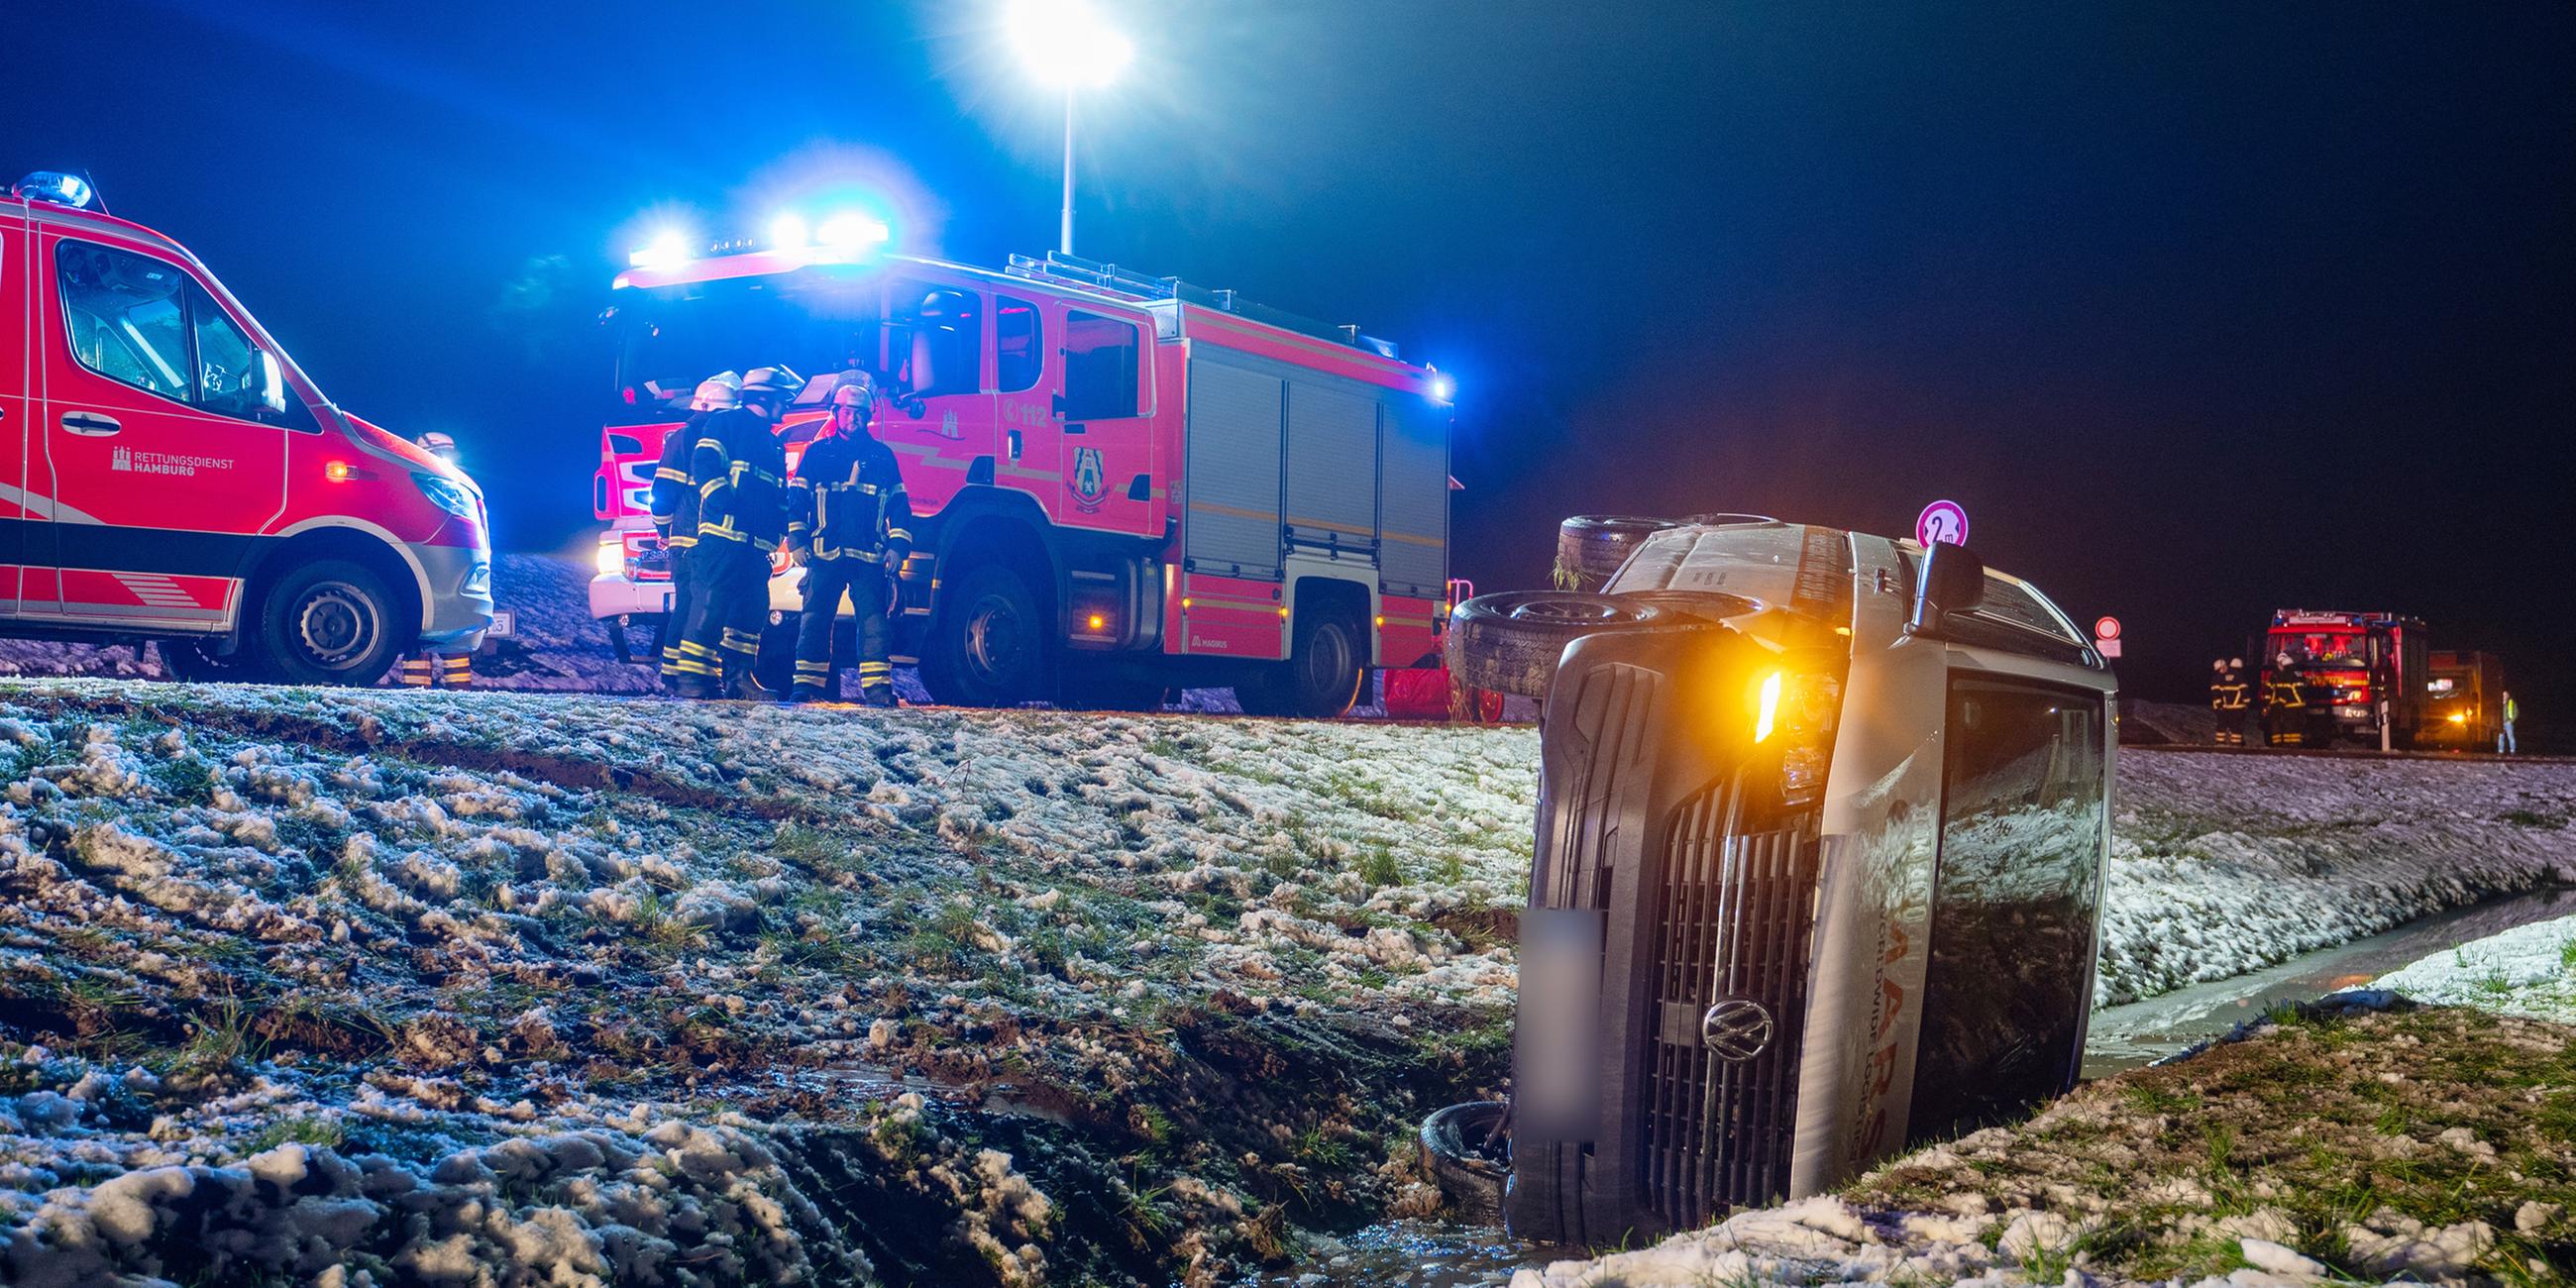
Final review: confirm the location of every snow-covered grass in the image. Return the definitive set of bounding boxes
[2376,912,2576,1024]
[2102,748,2576,1006]
[1507,998,2576,1287]
[0,678,1535,1284]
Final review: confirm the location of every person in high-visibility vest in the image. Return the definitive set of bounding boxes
[2500,691,2519,755]
[649,372,740,694]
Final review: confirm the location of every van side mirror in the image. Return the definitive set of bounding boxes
[1907,541,1986,638]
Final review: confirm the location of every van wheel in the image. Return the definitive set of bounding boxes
[1555,515,1680,591]
[159,638,270,685]
[1240,609,1364,718]
[261,560,402,687]
[920,565,1045,707]
[1449,590,1699,699]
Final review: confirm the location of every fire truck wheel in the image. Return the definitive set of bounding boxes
[1449,590,1699,698]
[158,638,271,684]
[1556,515,1681,592]
[259,560,403,688]
[1240,609,1365,718]
[921,564,1047,707]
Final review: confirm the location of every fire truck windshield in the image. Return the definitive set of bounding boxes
[609,271,886,419]
[2269,630,2371,666]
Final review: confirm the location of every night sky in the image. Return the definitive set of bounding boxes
[11,1,2571,724]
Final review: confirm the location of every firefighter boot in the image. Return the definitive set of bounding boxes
[862,685,897,708]
[788,658,833,704]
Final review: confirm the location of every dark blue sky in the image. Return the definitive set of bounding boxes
[11,0,2571,713]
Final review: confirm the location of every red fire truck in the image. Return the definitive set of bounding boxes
[2,172,493,684]
[589,233,1452,714]
[2260,608,2427,747]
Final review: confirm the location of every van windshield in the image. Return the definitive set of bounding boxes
[607,270,887,420]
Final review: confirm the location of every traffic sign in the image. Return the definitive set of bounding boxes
[2093,616,2120,641]
[2096,639,2122,658]
[1915,499,1969,547]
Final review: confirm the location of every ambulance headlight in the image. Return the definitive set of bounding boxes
[594,537,625,577]
[412,473,478,520]
[462,561,492,596]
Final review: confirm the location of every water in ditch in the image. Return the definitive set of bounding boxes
[1257,885,2576,1287]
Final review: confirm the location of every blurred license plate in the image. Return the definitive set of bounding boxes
[488,608,516,639]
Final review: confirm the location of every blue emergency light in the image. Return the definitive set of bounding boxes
[12,171,96,210]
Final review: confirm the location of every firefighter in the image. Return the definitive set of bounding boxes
[2263,652,2307,747]
[785,372,912,706]
[675,365,803,699]
[2228,657,2259,747]
[2209,659,2250,746]
[2500,691,2519,755]
[650,372,740,693]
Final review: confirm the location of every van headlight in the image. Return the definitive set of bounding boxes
[594,536,626,577]
[462,561,491,596]
[413,473,478,520]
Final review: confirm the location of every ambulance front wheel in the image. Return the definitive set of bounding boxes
[260,560,403,687]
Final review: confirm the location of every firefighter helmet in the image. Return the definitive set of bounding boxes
[829,371,877,410]
[2229,657,2244,669]
[691,372,743,412]
[2213,659,2226,672]
[741,366,806,400]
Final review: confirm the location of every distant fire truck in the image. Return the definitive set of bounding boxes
[2421,650,2505,749]
[2260,608,2427,747]
[589,230,1452,714]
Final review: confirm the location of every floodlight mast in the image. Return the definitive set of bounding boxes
[1008,0,1130,256]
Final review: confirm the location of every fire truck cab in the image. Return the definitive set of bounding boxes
[1,172,493,684]
[2261,608,2427,748]
[590,235,1451,713]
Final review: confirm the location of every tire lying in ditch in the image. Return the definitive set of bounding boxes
[1420,1101,1510,1224]
[1555,514,1682,591]
[1448,590,1701,698]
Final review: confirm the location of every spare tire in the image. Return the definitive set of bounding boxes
[1556,515,1680,591]
[1420,1101,1510,1224]
[1449,590,1701,698]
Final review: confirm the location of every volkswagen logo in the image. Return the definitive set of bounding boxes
[1700,999,1774,1062]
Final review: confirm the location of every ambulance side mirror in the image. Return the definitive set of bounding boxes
[1907,541,1986,638]
[250,350,289,415]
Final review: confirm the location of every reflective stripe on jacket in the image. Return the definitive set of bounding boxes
[788,431,914,564]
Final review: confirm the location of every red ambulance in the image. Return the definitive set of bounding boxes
[1,172,493,684]
[590,228,1452,715]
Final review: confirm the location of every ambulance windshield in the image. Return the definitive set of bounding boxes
[610,271,885,418]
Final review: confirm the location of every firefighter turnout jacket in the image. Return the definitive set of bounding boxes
[2212,667,2250,711]
[649,411,713,548]
[788,431,913,565]
[691,408,791,550]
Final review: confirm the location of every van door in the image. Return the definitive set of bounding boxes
[1,207,28,616]
[30,233,288,628]
[1905,678,2108,1146]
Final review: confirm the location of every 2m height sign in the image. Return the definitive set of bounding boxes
[1915,499,1969,547]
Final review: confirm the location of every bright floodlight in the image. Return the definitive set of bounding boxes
[1009,0,1132,87]
[816,211,891,249]
[768,213,810,250]
[628,230,693,270]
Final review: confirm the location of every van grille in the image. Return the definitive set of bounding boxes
[1641,785,1820,1227]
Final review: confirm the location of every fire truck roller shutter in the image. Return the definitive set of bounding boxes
[1283,378,1378,560]
[1182,352,1285,581]
[1377,393,1449,599]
